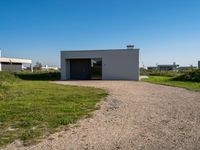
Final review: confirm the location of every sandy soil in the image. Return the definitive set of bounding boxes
[3,81,200,150]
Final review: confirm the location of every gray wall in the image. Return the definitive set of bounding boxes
[1,63,22,72]
[61,49,139,80]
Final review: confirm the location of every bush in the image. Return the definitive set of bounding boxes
[15,71,60,81]
[173,69,200,82]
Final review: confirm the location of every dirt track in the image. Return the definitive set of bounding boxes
[3,81,200,150]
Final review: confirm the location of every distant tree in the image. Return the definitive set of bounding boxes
[34,62,42,70]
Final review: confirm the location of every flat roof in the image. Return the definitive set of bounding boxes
[158,65,179,67]
[0,57,32,64]
[61,48,139,53]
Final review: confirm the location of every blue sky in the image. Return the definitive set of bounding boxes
[0,0,200,67]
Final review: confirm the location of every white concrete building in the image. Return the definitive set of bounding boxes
[61,46,139,80]
[42,65,59,71]
[0,51,32,72]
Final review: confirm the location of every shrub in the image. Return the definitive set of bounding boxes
[16,71,60,81]
[173,69,200,82]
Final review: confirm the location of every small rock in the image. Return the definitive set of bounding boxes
[48,137,54,141]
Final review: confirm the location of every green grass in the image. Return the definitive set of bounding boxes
[142,76,200,91]
[0,73,107,147]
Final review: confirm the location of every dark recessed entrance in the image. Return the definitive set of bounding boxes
[70,59,91,80]
[69,58,102,80]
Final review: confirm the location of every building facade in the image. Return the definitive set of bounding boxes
[0,57,32,72]
[61,46,139,80]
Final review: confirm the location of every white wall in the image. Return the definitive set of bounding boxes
[61,49,139,80]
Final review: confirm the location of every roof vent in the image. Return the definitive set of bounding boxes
[127,45,134,49]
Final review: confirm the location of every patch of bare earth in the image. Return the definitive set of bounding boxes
[3,81,200,150]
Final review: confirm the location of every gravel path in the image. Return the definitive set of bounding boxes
[3,81,200,150]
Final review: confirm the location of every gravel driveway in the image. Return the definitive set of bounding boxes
[3,81,200,150]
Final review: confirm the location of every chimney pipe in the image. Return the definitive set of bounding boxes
[127,45,134,49]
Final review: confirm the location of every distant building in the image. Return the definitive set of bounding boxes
[0,51,32,72]
[157,62,179,71]
[198,61,200,69]
[41,65,59,71]
[147,66,157,70]
[147,62,179,71]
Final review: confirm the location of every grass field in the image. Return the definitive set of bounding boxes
[143,76,200,91]
[0,72,107,147]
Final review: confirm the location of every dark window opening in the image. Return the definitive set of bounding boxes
[91,58,102,80]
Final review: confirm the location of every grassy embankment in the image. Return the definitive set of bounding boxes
[142,69,200,91]
[0,71,107,147]
[143,76,200,91]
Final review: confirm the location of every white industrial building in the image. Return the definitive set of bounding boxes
[61,45,139,80]
[0,51,32,72]
[42,65,59,71]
